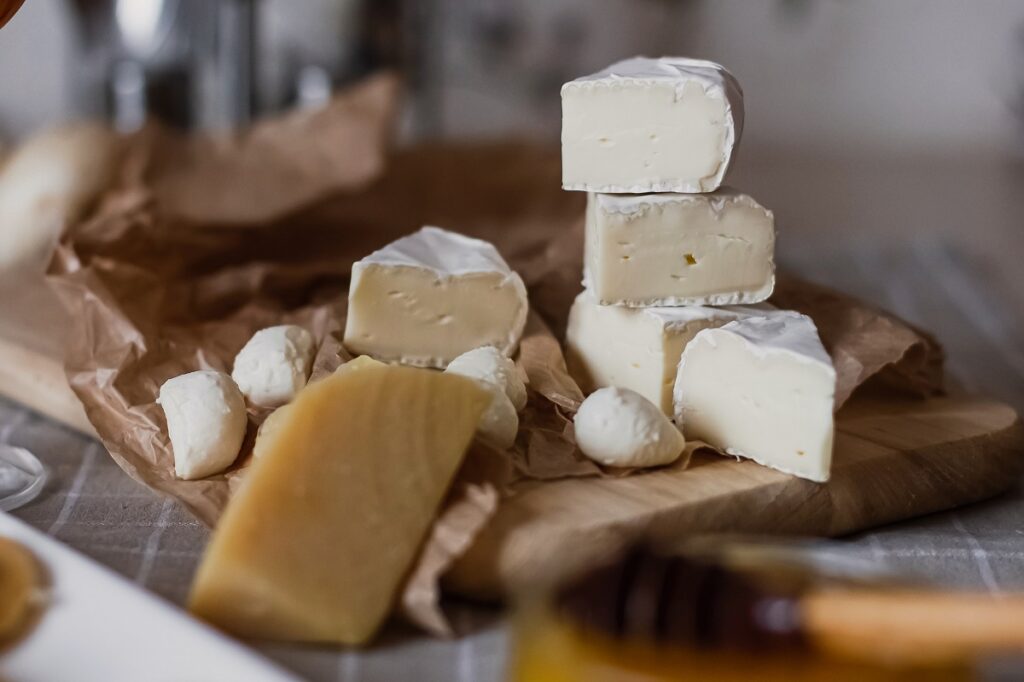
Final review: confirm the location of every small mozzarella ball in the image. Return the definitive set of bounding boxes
[474,383,519,450]
[574,387,685,468]
[445,355,520,449]
[158,371,248,480]
[231,325,315,407]
[446,346,527,412]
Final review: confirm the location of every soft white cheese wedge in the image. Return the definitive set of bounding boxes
[231,325,315,408]
[343,227,529,369]
[584,190,775,307]
[157,370,248,480]
[561,56,743,193]
[574,387,685,468]
[673,313,836,482]
[446,346,528,412]
[566,291,771,415]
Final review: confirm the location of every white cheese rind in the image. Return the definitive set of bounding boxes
[566,290,771,414]
[157,370,248,480]
[672,313,836,483]
[584,189,775,307]
[561,56,744,194]
[231,325,315,408]
[573,387,685,468]
[343,227,529,369]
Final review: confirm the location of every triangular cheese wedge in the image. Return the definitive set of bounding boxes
[189,363,490,644]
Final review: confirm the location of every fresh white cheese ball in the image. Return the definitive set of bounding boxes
[157,370,248,480]
[445,346,528,411]
[474,383,520,450]
[573,387,685,468]
[445,348,520,449]
[231,325,315,407]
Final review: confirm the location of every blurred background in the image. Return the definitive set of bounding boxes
[1,0,1022,157]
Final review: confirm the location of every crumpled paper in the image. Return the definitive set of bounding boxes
[46,73,943,637]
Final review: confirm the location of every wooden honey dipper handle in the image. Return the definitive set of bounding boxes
[803,589,1024,665]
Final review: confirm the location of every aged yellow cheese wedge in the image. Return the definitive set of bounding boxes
[189,363,490,645]
[0,537,41,644]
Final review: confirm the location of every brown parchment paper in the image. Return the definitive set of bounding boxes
[46,74,944,636]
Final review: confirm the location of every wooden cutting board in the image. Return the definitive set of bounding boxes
[447,392,1024,599]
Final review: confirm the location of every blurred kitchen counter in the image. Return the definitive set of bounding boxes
[3,151,1024,681]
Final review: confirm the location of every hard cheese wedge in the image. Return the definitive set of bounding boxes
[673,312,836,482]
[189,363,490,645]
[584,190,775,307]
[566,291,771,414]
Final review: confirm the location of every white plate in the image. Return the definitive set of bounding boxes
[0,512,299,682]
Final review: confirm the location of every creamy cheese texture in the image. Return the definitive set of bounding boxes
[157,370,248,480]
[673,313,836,482]
[573,387,685,468]
[445,346,526,450]
[584,189,775,307]
[445,346,528,412]
[566,290,771,414]
[343,226,529,369]
[561,57,744,193]
[231,325,315,408]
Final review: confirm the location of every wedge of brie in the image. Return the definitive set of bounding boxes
[566,291,771,414]
[343,226,529,369]
[673,312,836,482]
[584,190,775,307]
[562,56,743,194]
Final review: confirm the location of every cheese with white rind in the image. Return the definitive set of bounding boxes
[562,56,743,194]
[573,387,685,468]
[566,290,772,414]
[343,227,529,369]
[584,189,775,307]
[446,346,528,412]
[673,313,836,482]
[231,325,315,408]
[157,370,248,480]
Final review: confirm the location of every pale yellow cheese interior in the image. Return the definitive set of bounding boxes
[189,363,490,645]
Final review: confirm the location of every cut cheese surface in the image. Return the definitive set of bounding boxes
[343,226,529,369]
[584,190,775,307]
[561,57,743,194]
[673,313,836,482]
[566,290,771,414]
[189,363,490,645]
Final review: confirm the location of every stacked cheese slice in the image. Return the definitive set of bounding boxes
[562,57,836,482]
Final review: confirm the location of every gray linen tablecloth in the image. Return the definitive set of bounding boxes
[5,234,1024,681]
